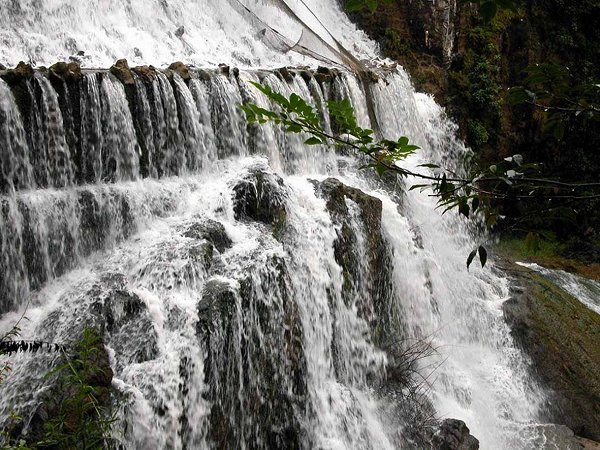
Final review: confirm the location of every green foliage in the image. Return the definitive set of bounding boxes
[241,81,600,269]
[345,0,517,22]
[447,26,502,150]
[383,29,411,56]
[509,63,600,140]
[345,0,394,13]
[467,120,490,146]
[37,329,114,450]
[466,246,488,270]
[0,328,114,450]
[241,81,420,177]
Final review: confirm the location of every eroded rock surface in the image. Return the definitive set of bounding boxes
[500,260,600,441]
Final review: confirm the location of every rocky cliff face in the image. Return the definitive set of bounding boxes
[499,260,600,441]
[343,0,600,255]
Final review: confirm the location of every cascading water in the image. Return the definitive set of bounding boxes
[0,0,570,448]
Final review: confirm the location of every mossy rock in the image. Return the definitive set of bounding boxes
[0,61,34,85]
[49,61,82,84]
[198,260,306,449]
[110,58,134,85]
[315,178,387,305]
[502,261,600,440]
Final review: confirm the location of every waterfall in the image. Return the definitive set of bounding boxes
[0,1,567,449]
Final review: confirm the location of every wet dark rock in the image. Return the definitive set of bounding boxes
[189,241,215,270]
[197,278,238,336]
[277,66,294,82]
[102,288,159,369]
[175,25,185,37]
[232,167,287,239]
[0,63,6,70]
[132,65,157,82]
[218,64,230,76]
[199,260,306,450]
[85,274,159,370]
[500,260,600,440]
[298,70,312,83]
[169,61,191,81]
[49,61,82,83]
[1,61,34,85]
[431,419,479,450]
[110,58,134,85]
[183,218,232,253]
[315,178,390,321]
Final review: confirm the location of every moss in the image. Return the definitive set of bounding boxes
[502,263,600,439]
[467,120,489,146]
[496,237,600,282]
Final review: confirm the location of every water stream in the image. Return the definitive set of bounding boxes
[0,0,567,448]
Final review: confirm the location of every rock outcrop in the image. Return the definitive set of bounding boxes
[315,178,393,333]
[198,265,306,450]
[232,166,288,239]
[500,260,600,441]
[431,419,480,450]
[110,58,134,85]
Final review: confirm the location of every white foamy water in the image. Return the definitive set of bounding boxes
[0,0,377,68]
[0,0,565,448]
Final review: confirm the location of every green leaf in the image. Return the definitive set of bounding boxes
[286,124,302,133]
[375,162,388,176]
[409,184,429,191]
[467,248,478,270]
[478,246,488,268]
[418,163,441,169]
[472,197,480,212]
[304,137,322,145]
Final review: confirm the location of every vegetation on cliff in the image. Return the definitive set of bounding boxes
[343,0,600,260]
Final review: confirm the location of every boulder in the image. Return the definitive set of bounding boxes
[197,278,238,336]
[232,167,287,239]
[169,61,191,81]
[87,272,159,370]
[500,260,600,440]
[49,60,82,83]
[431,419,479,450]
[198,263,306,450]
[132,65,157,82]
[183,218,232,253]
[110,58,134,85]
[1,61,34,85]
